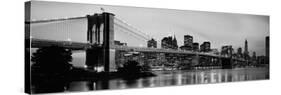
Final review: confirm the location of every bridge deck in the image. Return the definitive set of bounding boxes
[29,39,245,61]
[29,38,91,50]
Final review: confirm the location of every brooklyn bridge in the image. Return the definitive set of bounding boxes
[26,12,249,72]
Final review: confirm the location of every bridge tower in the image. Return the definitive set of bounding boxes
[221,46,233,69]
[86,12,115,72]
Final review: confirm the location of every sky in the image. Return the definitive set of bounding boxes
[29,1,269,56]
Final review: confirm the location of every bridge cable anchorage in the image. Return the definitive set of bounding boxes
[114,17,152,39]
[25,16,87,24]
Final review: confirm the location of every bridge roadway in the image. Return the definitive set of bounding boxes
[29,38,245,61]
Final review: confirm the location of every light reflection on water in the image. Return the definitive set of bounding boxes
[31,51,269,93]
[65,67,269,92]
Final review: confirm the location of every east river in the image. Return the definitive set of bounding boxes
[31,51,269,93]
[63,67,269,92]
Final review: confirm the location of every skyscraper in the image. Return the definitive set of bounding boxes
[161,36,172,49]
[180,35,193,50]
[252,51,257,60]
[200,41,211,52]
[161,36,178,49]
[192,42,199,51]
[237,47,242,54]
[184,35,193,48]
[244,39,249,59]
[237,47,242,58]
[147,38,157,48]
[172,35,178,49]
[221,45,233,57]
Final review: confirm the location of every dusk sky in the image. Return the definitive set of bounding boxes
[30,1,269,56]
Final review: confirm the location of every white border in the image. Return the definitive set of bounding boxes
[1,0,279,95]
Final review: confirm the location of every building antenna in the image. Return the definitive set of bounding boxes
[172,26,176,39]
[168,27,172,37]
[172,26,173,37]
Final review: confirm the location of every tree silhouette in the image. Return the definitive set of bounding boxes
[31,46,73,76]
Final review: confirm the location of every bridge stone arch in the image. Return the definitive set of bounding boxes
[87,12,115,46]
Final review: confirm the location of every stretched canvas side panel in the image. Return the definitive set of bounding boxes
[24,1,31,94]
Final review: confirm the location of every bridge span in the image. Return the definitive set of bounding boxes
[27,12,246,72]
[30,38,224,58]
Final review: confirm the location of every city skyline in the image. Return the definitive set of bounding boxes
[145,34,265,57]
[30,1,269,56]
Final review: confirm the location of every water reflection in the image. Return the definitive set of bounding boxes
[63,67,268,92]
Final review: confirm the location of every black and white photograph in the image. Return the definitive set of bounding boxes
[25,1,270,94]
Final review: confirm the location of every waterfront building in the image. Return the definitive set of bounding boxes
[221,45,233,57]
[200,41,211,52]
[252,51,257,60]
[192,42,199,51]
[237,47,243,58]
[161,35,178,49]
[183,35,193,50]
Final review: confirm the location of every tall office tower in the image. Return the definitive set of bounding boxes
[244,39,249,59]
